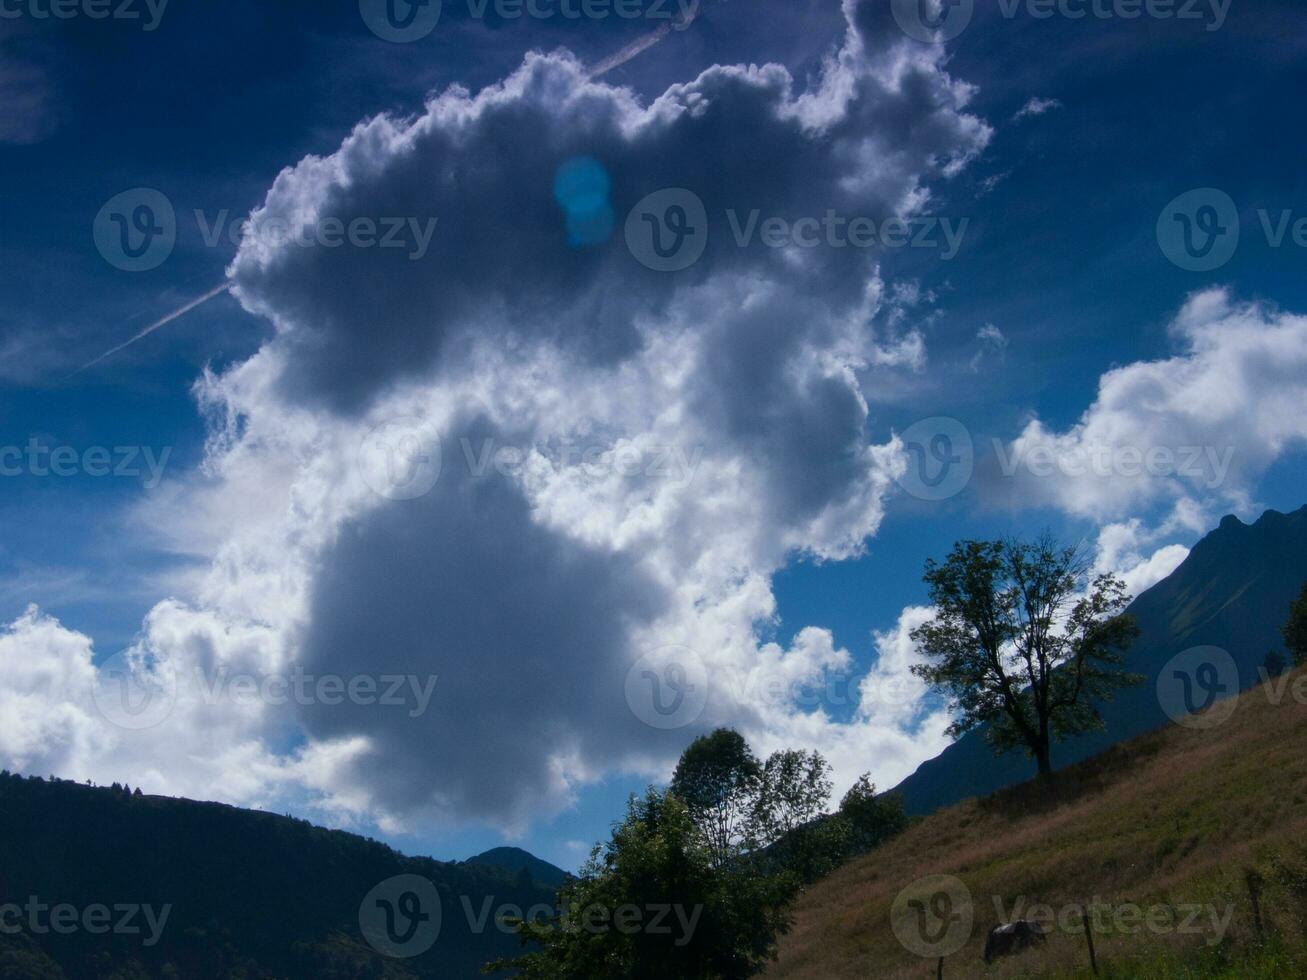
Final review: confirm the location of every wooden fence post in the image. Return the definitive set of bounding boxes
[1082,906,1099,975]
[1246,869,1265,943]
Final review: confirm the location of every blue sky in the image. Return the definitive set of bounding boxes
[1,0,1306,871]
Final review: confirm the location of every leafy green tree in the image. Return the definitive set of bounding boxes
[837,774,908,855]
[751,749,833,880]
[910,535,1141,778]
[670,729,762,868]
[490,789,797,979]
[753,749,832,845]
[1284,582,1307,666]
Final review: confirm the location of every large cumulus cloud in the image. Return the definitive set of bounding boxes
[2,0,996,833]
[230,0,988,413]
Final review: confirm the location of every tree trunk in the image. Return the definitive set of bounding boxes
[1034,742,1053,778]
[1034,714,1053,778]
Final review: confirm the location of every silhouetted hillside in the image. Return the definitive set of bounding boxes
[889,504,1307,815]
[463,848,569,889]
[0,774,558,979]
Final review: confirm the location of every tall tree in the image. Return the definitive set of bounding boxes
[1284,581,1307,666]
[752,749,832,846]
[670,728,762,867]
[751,749,834,881]
[909,535,1141,778]
[490,789,797,980]
[837,775,908,855]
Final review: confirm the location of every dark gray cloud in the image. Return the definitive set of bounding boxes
[299,417,672,826]
[231,0,988,413]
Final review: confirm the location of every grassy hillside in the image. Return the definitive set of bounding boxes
[768,667,1307,979]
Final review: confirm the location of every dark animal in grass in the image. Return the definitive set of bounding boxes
[983,920,1047,964]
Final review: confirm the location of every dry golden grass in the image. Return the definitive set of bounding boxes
[768,668,1307,979]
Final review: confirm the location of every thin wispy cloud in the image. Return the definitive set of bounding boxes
[589,0,699,76]
[1013,96,1062,122]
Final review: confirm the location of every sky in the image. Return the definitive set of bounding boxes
[1,0,1305,872]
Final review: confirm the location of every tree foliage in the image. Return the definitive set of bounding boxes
[751,749,835,882]
[910,535,1141,777]
[670,728,762,867]
[497,730,912,978]
[753,749,832,847]
[1284,581,1307,666]
[490,789,796,980]
[837,774,908,855]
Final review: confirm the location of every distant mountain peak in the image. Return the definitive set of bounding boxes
[465,846,570,887]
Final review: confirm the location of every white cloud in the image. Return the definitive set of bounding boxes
[984,289,1307,519]
[968,322,1008,371]
[1012,96,1062,122]
[1092,519,1190,599]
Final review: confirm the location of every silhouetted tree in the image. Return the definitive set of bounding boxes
[670,729,762,868]
[910,535,1141,778]
[752,749,832,845]
[491,789,797,980]
[1284,582,1307,666]
[837,775,908,855]
[751,749,834,880]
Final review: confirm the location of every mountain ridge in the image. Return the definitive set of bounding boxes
[0,772,558,978]
[463,846,570,888]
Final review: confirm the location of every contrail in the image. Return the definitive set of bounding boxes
[71,281,232,377]
[589,0,699,78]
